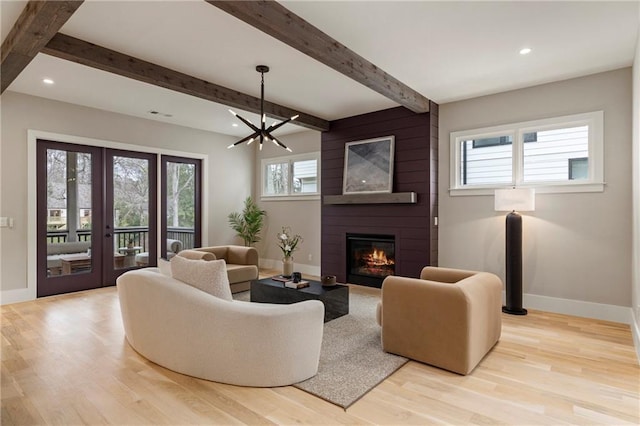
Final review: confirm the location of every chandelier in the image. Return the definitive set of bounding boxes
[227,65,298,152]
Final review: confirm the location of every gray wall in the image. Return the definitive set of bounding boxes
[254,130,321,275]
[0,91,254,295]
[439,68,632,310]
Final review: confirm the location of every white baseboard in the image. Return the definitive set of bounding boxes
[1,287,36,306]
[521,292,632,324]
[631,309,640,364]
[259,258,321,278]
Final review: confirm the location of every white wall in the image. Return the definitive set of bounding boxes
[255,130,321,276]
[632,14,640,357]
[439,69,633,322]
[0,91,254,299]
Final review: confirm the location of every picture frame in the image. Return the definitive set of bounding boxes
[343,136,395,194]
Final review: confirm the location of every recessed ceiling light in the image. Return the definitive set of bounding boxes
[42,78,54,85]
[147,110,173,118]
[519,48,532,55]
[232,123,239,127]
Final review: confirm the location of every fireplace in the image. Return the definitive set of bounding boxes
[347,234,395,288]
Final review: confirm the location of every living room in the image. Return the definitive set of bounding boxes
[1,1,639,424]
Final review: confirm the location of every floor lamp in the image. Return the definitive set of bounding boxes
[494,188,535,315]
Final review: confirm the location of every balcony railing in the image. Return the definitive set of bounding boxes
[167,227,196,250]
[47,226,196,251]
[114,227,149,251]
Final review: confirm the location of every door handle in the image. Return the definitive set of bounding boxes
[105,233,112,238]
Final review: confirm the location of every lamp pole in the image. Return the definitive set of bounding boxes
[495,187,534,316]
[503,210,527,315]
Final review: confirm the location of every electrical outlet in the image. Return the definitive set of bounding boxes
[308,254,313,261]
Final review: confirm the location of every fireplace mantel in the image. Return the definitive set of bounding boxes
[323,192,417,205]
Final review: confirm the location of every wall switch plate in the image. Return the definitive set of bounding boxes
[0,217,14,228]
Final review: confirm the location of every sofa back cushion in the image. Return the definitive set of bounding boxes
[170,255,232,301]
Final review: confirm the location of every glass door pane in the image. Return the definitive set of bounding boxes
[111,155,151,270]
[37,141,103,297]
[161,156,201,263]
[167,161,195,249]
[45,149,94,276]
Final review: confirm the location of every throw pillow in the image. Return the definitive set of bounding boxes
[170,255,232,300]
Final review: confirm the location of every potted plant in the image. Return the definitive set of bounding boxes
[228,196,266,246]
[277,226,303,277]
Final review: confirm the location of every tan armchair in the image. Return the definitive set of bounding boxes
[193,245,259,293]
[377,267,502,375]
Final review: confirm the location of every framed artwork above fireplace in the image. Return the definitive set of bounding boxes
[343,136,394,194]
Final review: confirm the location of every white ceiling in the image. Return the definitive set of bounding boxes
[2,0,638,138]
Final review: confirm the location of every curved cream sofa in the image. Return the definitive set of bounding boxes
[117,268,324,387]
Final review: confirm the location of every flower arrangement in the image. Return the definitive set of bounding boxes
[277,226,303,258]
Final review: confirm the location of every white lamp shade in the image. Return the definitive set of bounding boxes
[494,188,535,212]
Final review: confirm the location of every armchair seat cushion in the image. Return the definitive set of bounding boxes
[226,264,259,284]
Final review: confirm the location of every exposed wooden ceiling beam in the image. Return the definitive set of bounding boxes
[1,1,84,94]
[42,33,329,132]
[208,0,431,114]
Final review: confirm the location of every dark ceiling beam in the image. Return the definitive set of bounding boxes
[42,33,329,131]
[207,0,431,114]
[1,1,84,94]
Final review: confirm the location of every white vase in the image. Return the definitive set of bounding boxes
[282,256,294,277]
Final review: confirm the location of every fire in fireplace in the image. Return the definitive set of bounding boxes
[347,234,395,287]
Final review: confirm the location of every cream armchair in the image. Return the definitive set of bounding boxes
[377,267,502,375]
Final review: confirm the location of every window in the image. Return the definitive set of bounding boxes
[450,111,604,195]
[569,157,588,180]
[461,133,514,186]
[47,209,67,230]
[262,152,320,199]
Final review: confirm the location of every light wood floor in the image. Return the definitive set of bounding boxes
[2,274,639,425]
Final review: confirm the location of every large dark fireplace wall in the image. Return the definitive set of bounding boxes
[321,105,439,287]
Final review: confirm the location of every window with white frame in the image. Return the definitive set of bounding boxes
[450,111,604,194]
[262,152,320,198]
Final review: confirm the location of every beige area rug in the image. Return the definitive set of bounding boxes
[233,289,408,409]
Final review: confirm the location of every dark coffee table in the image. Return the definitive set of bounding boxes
[250,277,349,322]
